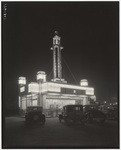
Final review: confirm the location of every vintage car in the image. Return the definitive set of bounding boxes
[84,109,106,123]
[25,106,45,124]
[98,105,118,120]
[59,105,87,125]
[83,105,99,112]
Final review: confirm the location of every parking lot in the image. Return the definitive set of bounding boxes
[3,116,119,148]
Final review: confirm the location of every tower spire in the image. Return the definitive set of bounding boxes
[51,31,66,83]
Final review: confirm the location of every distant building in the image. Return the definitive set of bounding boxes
[18,31,96,116]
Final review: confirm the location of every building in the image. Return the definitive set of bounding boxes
[18,31,96,116]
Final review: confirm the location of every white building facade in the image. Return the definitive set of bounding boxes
[18,32,96,117]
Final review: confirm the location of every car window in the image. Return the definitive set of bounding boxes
[33,108,37,111]
[74,107,81,110]
[67,107,72,112]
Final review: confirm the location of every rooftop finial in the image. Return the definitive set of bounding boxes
[55,31,59,35]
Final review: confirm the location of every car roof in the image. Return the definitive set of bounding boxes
[83,104,96,106]
[27,106,42,108]
[63,105,83,108]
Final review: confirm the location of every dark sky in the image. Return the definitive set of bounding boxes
[2,2,119,111]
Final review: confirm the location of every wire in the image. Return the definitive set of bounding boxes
[43,58,53,81]
[47,67,53,81]
[62,56,78,85]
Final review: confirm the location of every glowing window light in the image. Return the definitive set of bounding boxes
[22,100,26,110]
[32,100,37,106]
[28,82,39,93]
[18,77,26,85]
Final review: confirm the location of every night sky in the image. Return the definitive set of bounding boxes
[2,2,119,113]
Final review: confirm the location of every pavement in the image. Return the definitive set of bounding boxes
[3,116,119,148]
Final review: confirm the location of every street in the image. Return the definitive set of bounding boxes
[3,117,119,148]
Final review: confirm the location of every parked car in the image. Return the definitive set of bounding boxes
[59,105,87,125]
[98,104,118,120]
[83,105,99,112]
[25,106,45,124]
[84,109,106,123]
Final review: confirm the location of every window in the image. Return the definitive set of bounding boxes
[75,107,80,110]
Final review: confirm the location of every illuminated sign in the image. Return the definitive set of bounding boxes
[28,82,39,93]
[20,86,25,93]
[18,77,26,85]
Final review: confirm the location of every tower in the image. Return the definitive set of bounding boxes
[51,31,67,83]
